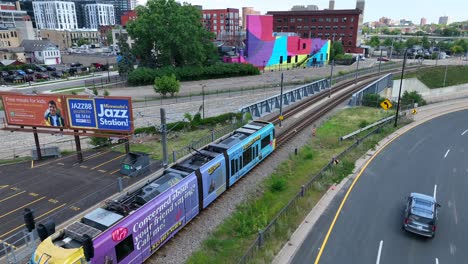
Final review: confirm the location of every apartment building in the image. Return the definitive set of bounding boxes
[84,4,115,29]
[33,1,78,29]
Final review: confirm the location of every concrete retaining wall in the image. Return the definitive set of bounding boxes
[391,78,468,103]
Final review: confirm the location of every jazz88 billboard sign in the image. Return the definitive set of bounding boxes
[66,96,133,132]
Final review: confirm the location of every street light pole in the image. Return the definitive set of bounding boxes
[378,49,383,73]
[329,60,334,98]
[354,56,360,84]
[394,48,410,127]
[202,84,205,119]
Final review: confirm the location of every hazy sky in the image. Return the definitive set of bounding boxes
[139,0,467,24]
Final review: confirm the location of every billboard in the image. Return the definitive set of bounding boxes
[1,94,67,128]
[67,97,133,132]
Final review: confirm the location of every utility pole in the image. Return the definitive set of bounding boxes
[354,56,360,84]
[279,73,284,127]
[443,64,448,87]
[378,48,383,73]
[160,108,168,168]
[329,60,334,98]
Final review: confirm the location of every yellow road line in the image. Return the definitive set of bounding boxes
[314,125,419,263]
[0,203,67,239]
[0,185,8,189]
[0,239,16,249]
[110,168,120,175]
[0,190,26,203]
[31,160,34,168]
[91,154,124,170]
[0,196,46,219]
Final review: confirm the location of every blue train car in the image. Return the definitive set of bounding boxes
[30,121,275,264]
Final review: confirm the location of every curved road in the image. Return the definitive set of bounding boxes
[292,109,468,263]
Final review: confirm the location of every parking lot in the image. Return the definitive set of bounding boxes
[0,149,160,246]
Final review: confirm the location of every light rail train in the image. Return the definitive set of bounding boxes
[30,120,275,264]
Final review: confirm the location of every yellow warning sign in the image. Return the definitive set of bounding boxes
[380,99,393,110]
[279,115,284,121]
[412,109,417,115]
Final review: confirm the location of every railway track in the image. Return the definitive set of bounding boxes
[267,65,432,146]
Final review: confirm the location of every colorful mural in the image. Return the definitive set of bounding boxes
[236,15,330,69]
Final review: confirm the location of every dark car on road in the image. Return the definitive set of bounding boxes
[71,62,82,68]
[377,57,390,62]
[25,68,35,74]
[403,192,440,238]
[46,66,56,71]
[35,73,49,80]
[4,74,24,83]
[33,64,47,72]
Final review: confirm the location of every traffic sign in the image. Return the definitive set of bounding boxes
[380,99,393,110]
[412,108,417,115]
[279,115,284,121]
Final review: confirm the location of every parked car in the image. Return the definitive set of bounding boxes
[33,64,47,72]
[25,69,35,74]
[23,75,34,82]
[15,70,26,76]
[51,71,63,78]
[46,66,56,71]
[71,62,82,68]
[35,73,49,80]
[403,192,440,238]
[377,57,390,62]
[91,62,104,70]
[4,74,24,83]
[0,71,9,77]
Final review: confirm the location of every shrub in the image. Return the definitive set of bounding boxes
[401,90,426,107]
[154,74,180,97]
[358,120,369,128]
[362,93,386,108]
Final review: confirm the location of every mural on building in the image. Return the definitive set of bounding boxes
[227,15,330,69]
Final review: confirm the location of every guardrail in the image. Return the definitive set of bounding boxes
[340,115,394,141]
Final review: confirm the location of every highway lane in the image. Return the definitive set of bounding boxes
[291,109,468,263]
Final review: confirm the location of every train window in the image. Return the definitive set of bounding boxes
[115,235,134,262]
[243,148,253,165]
[231,159,235,175]
[261,136,270,149]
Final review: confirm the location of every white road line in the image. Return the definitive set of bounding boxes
[434,185,438,200]
[462,129,468,136]
[453,200,458,225]
[444,149,450,158]
[436,257,439,264]
[376,240,383,264]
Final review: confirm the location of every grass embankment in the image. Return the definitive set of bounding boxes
[187,107,404,264]
[403,65,468,88]
[114,125,233,160]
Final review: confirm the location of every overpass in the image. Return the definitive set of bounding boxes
[366,34,468,41]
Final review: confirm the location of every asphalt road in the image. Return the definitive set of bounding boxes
[292,109,468,263]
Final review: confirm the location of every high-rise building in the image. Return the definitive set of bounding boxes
[84,4,115,29]
[329,0,335,10]
[112,0,132,25]
[0,2,35,40]
[33,1,77,30]
[420,17,427,26]
[291,5,319,11]
[438,16,450,25]
[241,7,260,29]
[130,0,138,10]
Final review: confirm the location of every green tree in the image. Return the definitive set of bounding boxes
[106,30,113,46]
[117,32,135,76]
[421,36,430,49]
[76,39,90,47]
[330,41,344,60]
[154,74,180,97]
[451,45,464,56]
[127,0,218,67]
[369,36,381,47]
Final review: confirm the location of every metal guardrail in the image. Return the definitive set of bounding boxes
[340,115,395,141]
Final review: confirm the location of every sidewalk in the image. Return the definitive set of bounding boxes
[272,97,468,264]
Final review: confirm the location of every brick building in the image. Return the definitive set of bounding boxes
[121,10,136,27]
[202,8,240,44]
[266,8,364,53]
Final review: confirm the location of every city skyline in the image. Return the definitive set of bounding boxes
[138,0,467,25]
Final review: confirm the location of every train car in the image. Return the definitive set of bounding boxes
[30,121,275,264]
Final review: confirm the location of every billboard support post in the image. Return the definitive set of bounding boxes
[125,138,130,153]
[33,127,42,160]
[74,130,83,163]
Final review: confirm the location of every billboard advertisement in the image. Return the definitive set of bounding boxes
[1,94,67,128]
[67,97,133,132]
